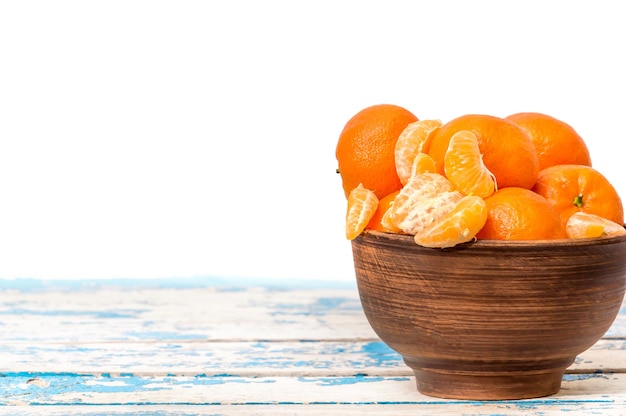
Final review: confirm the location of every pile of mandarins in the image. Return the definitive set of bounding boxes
[336,104,625,248]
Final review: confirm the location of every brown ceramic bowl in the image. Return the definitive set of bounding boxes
[352,230,626,400]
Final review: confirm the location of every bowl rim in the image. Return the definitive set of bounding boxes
[359,229,626,249]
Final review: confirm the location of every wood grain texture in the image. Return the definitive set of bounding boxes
[1,339,624,377]
[0,286,374,342]
[1,373,626,405]
[2,404,626,416]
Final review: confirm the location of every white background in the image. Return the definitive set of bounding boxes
[1,1,624,281]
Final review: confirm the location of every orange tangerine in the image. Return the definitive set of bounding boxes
[532,164,624,228]
[380,205,403,233]
[366,190,400,232]
[428,114,539,189]
[444,130,497,198]
[565,212,626,239]
[476,187,567,241]
[390,172,463,235]
[505,112,592,170]
[336,104,418,199]
[395,119,442,185]
[409,153,438,178]
[414,195,488,248]
[345,184,378,240]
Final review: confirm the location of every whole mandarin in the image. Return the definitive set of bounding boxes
[532,164,624,228]
[505,112,591,170]
[428,114,539,190]
[336,104,418,199]
[476,187,567,240]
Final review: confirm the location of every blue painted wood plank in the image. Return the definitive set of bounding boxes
[0,339,624,377]
[0,277,357,293]
[608,303,626,338]
[1,373,625,407]
[1,403,626,416]
[0,286,375,342]
[0,340,404,377]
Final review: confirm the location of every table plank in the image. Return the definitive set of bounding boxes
[0,286,375,342]
[1,373,626,406]
[2,403,626,416]
[1,339,625,376]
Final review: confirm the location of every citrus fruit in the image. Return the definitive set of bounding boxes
[409,153,438,178]
[444,130,497,198]
[414,195,488,248]
[532,164,624,228]
[395,119,442,185]
[366,190,400,232]
[390,172,463,235]
[505,112,592,170]
[428,114,539,189]
[380,206,403,233]
[476,187,567,240]
[336,104,418,199]
[345,184,379,240]
[566,212,626,239]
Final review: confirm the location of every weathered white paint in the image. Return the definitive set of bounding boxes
[0,339,624,377]
[0,286,375,342]
[0,278,625,414]
[1,403,626,416]
[1,374,626,406]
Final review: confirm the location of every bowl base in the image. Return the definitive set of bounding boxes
[412,368,564,400]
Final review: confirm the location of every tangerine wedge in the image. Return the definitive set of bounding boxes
[565,211,626,239]
[409,153,438,178]
[444,130,497,198]
[414,195,488,248]
[366,190,400,232]
[395,119,442,185]
[390,172,463,235]
[380,205,403,233]
[532,164,624,229]
[345,184,379,240]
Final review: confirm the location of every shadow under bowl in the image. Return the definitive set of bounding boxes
[351,230,626,400]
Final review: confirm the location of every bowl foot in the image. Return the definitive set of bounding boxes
[412,368,564,400]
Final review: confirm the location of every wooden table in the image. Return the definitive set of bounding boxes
[1,277,625,415]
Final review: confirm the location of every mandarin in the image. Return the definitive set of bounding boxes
[390,172,463,235]
[345,184,378,240]
[532,164,624,228]
[444,130,497,198]
[395,119,442,185]
[366,190,400,232]
[566,212,626,239]
[505,112,591,170]
[428,114,539,189]
[380,206,403,234]
[476,187,567,240]
[414,195,488,248]
[336,104,418,199]
[409,153,438,178]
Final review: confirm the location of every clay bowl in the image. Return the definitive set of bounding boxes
[351,230,626,400]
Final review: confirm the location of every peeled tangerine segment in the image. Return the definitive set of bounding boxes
[395,119,442,185]
[409,153,438,178]
[346,184,379,240]
[566,211,626,239]
[444,130,497,198]
[391,172,463,235]
[414,195,488,248]
[380,205,403,233]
